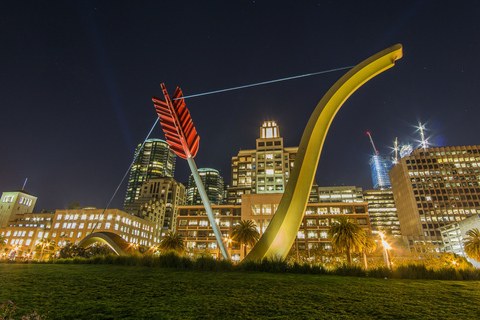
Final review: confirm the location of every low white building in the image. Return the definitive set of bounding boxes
[439,214,480,268]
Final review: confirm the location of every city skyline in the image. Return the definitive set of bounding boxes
[1,1,480,210]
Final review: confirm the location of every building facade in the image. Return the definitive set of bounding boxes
[227,121,298,204]
[0,208,156,260]
[389,145,480,248]
[177,193,372,261]
[311,185,364,203]
[363,189,401,237]
[0,190,37,229]
[439,214,480,268]
[124,138,176,206]
[187,168,224,205]
[124,177,186,236]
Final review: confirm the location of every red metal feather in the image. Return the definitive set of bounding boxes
[152,83,200,159]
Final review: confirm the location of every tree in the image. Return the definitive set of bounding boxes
[35,238,55,261]
[359,231,377,270]
[67,202,81,209]
[327,216,364,265]
[159,231,185,253]
[231,220,260,259]
[464,228,480,263]
[59,242,86,258]
[0,235,6,248]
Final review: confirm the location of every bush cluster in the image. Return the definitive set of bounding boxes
[33,252,480,280]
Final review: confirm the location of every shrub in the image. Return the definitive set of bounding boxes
[333,264,366,277]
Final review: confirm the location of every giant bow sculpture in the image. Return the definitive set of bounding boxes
[153,44,403,262]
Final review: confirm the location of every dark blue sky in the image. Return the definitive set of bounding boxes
[1,1,480,210]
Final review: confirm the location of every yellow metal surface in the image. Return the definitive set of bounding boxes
[245,44,403,261]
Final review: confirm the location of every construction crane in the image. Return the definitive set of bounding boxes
[366,131,379,154]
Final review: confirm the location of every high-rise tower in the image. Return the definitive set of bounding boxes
[369,154,393,190]
[227,121,298,204]
[124,139,176,206]
[366,132,393,190]
[187,168,224,205]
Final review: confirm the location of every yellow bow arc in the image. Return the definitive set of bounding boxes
[245,44,404,261]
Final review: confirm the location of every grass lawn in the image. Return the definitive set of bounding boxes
[1,264,479,319]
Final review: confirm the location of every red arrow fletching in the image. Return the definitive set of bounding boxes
[152,84,200,159]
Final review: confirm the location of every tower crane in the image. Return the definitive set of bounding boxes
[366,131,378,154]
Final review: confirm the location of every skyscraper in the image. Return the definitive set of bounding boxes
[227,121,298,204]
[187,168,224,205]
[124,139,176,206]
[369,154,393,190]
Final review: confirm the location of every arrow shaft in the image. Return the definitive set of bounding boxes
[187,157,230,260]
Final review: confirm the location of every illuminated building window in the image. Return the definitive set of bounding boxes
[262,205,271,215]
[308,231,318,239]
[330,207,340,214]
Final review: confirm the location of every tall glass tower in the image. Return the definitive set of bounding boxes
[187,168,224,205]
[124,139,176,206]
[369,154,393,190]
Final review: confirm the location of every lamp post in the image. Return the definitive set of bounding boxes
[379,232,391,269]
[223,237,232,260]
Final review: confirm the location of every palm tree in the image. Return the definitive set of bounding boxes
[159,231,185,253]
[0,235,6,248]
[360,231,377,270]
[36,238,55,261]
[464,228,480,262]
[231,220,260,259]
[327,216,364,265]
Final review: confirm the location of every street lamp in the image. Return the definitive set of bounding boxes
[379,232,391,269]
[221,237,232,260]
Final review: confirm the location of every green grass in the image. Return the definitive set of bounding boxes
[1,264,479,320]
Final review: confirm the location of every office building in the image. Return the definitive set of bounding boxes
[439,214,480,267]
[363,189,401,237]
[389,145,480,248]
[0,190,37,229]
[187,168,224,205]
[227,121,298,204]
[311,185,364,203]
[124,139,176,206]
[124,177,186,236]
[0,207,156,260]
[177,193,371,261]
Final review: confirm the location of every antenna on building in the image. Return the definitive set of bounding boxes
[418,122,428,151]
[366,132,378,154]
[22,178,28,190]
[392,137,399,164]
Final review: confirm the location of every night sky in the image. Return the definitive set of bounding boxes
[2,1,480,211]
